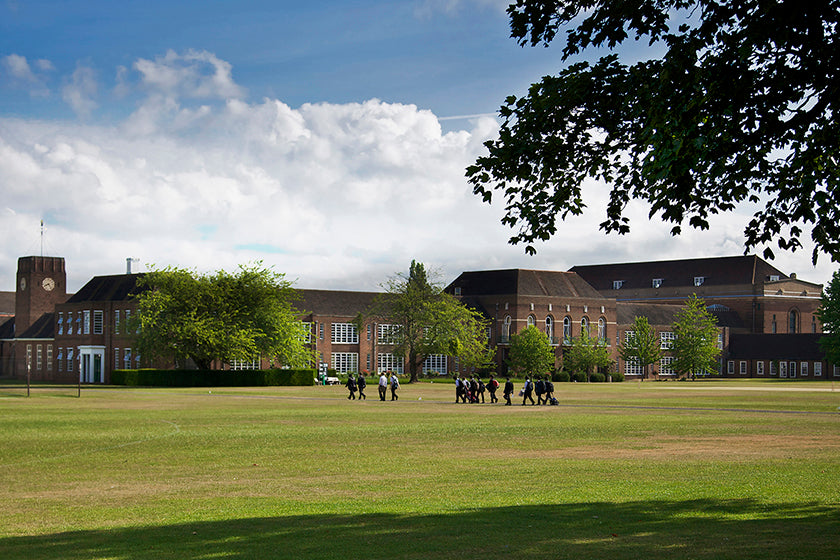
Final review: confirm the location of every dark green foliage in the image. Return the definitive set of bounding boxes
[609,371,625,382]
[111,369,316,387]
[552,370,570,382]
[817,270,840,366]
[468,0,840,263]
[571,372,588,383]
[589,372,606,383]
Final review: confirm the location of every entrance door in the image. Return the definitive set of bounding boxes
[79,346,106,383]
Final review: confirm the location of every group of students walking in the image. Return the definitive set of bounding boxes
[345,372,400,401]
[454,374,557,406]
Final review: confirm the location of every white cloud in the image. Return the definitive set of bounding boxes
[1,53,52,96]
[0,51,833,295]
[61,64,98,118]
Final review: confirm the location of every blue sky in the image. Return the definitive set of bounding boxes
[0,0,832,292]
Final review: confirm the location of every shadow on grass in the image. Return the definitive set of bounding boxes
[2,499,837,560]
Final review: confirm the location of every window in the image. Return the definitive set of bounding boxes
[660,331,675,350]
[58,312,64,335]
[332,323,359,344]
[47,345,53,371]
[366,324,372,341]
[740,361,747,375]
[37,345,43,370]
[114,310,120,334]
[728,360,735,374]
[115,348,120,370]
[769,275,780,282]
[366,353,371,370]
[694,276,705,286]
[545,316,554,342]
[652,278,663,288]
[812,316,817,333]
[815,363,822,377]
[757,361,764,376]
[789,310,798,333]
[93,310,104,335]
[230,357,260,370]
[801,362,809,377]
[300,322,313,343]
[780,361,788,377]
[83,310,91,335]
[613,280,624,290]
[624,357,643,376]
[598,317,606,342]
[378,324,400,345]
[67,312,73,335]
[789,361,797,378]
[527,315,536,328]
[581,317,589,336]
[319,322,324,339]
[771,314,777,333]
[660,356,675,376]
[563,316,571,340]
[331,352,358,373]
[835,365,840,377]
[770,361,777,376]
[58,348,64,371]
[67,348,74,372]
[123,348,131,369]
[454,287,461,296]
[423,354,448,376]
[378,353,403,374]
[502,316,511,341]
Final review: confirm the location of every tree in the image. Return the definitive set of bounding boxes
[133,263,311,370]
[564,329,613,381]
[467,1,840,263]
[670,294,721,378]
[816,270,840,367]
[507,324,555,378]
[618,316,662,380]
[362,261,493,382]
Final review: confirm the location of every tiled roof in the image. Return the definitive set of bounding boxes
[66,274,145,303]
[570,255,787,291]
[617,303,683,326]
[448,269,606,299]
[0,291,15,316]
[728,333,825,360]
[17,313,54,339]
[0,317,14,339]
[295,289,379,318]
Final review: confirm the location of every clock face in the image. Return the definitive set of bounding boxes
[19,277,26,290]
[42,277,55,291]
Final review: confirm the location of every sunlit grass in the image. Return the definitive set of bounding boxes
[0,380,838,559]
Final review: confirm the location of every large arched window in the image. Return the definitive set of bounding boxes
[563,316,571,340]
[545,316,554,342]
[527,314,536,328]
[789,310,799,333]
[598,317,606,341]
[502,315,511,340]
[581,316,590,337]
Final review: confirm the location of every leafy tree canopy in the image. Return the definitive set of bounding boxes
[618,316,662,379]
[670,294,721,377]
[133,263,311,370]
[817,270,840,366]
[468,0,840,263]
[507,324,555,378]
[362,261,493,382]
[564,329,613,379]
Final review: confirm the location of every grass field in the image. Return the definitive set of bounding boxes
[1,379,839,559]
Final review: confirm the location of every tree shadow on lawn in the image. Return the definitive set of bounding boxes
[3,499,837,560]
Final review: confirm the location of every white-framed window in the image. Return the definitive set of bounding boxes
[660,356,675,376]
[563,316,572,340]
[613,280,624,290]
[83,310,91,335]
[815,363,822,377]
[319,322,324,339]
[36,345,43,370]
[114,310,120,334]
[789,361,797,378]
[660,331,675,350]
[114,348,120,370]
[780,361,788,377]
[694,276,705,286]
[423,354,448,376]
[125,310,132,333]
[67,348,74,372]
[300,322,313,343]
[728,360,735,374]
[378,353,404,374]
[770,361,778,376]
[67,312,73,335]
[378,324,400,345]
[57,348,64,372]
[331,352,358,373]
[757,361,764,376]
[123,348,131,369]
[527,315,536,328]
[835,365,840,377]
[366,353,371,370]
[801,362,809,376]
[502,316,511,340]
[545,316,554,341]
[58,312,64,335]
[740,361,747,375]
[331,323,359,344]
[230,357,260,370]
[598,317,606,342]
[47,345,53,371]
[624,357,643,376]
[93,310,104,335]
[652,278,663,288]
[581,316,589,336]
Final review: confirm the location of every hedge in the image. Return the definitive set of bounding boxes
[111,368,316,387]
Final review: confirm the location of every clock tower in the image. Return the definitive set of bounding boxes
[15,256,67,335]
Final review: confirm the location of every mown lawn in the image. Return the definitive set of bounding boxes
[0,380,838,559]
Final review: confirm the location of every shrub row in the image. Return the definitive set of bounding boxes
[111,368,316,387]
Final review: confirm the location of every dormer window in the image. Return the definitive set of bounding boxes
[613,280,624,290]
[652,278,663,288]
[454,287,462,296]
[694,276,705,286]
[769,275,780,282]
